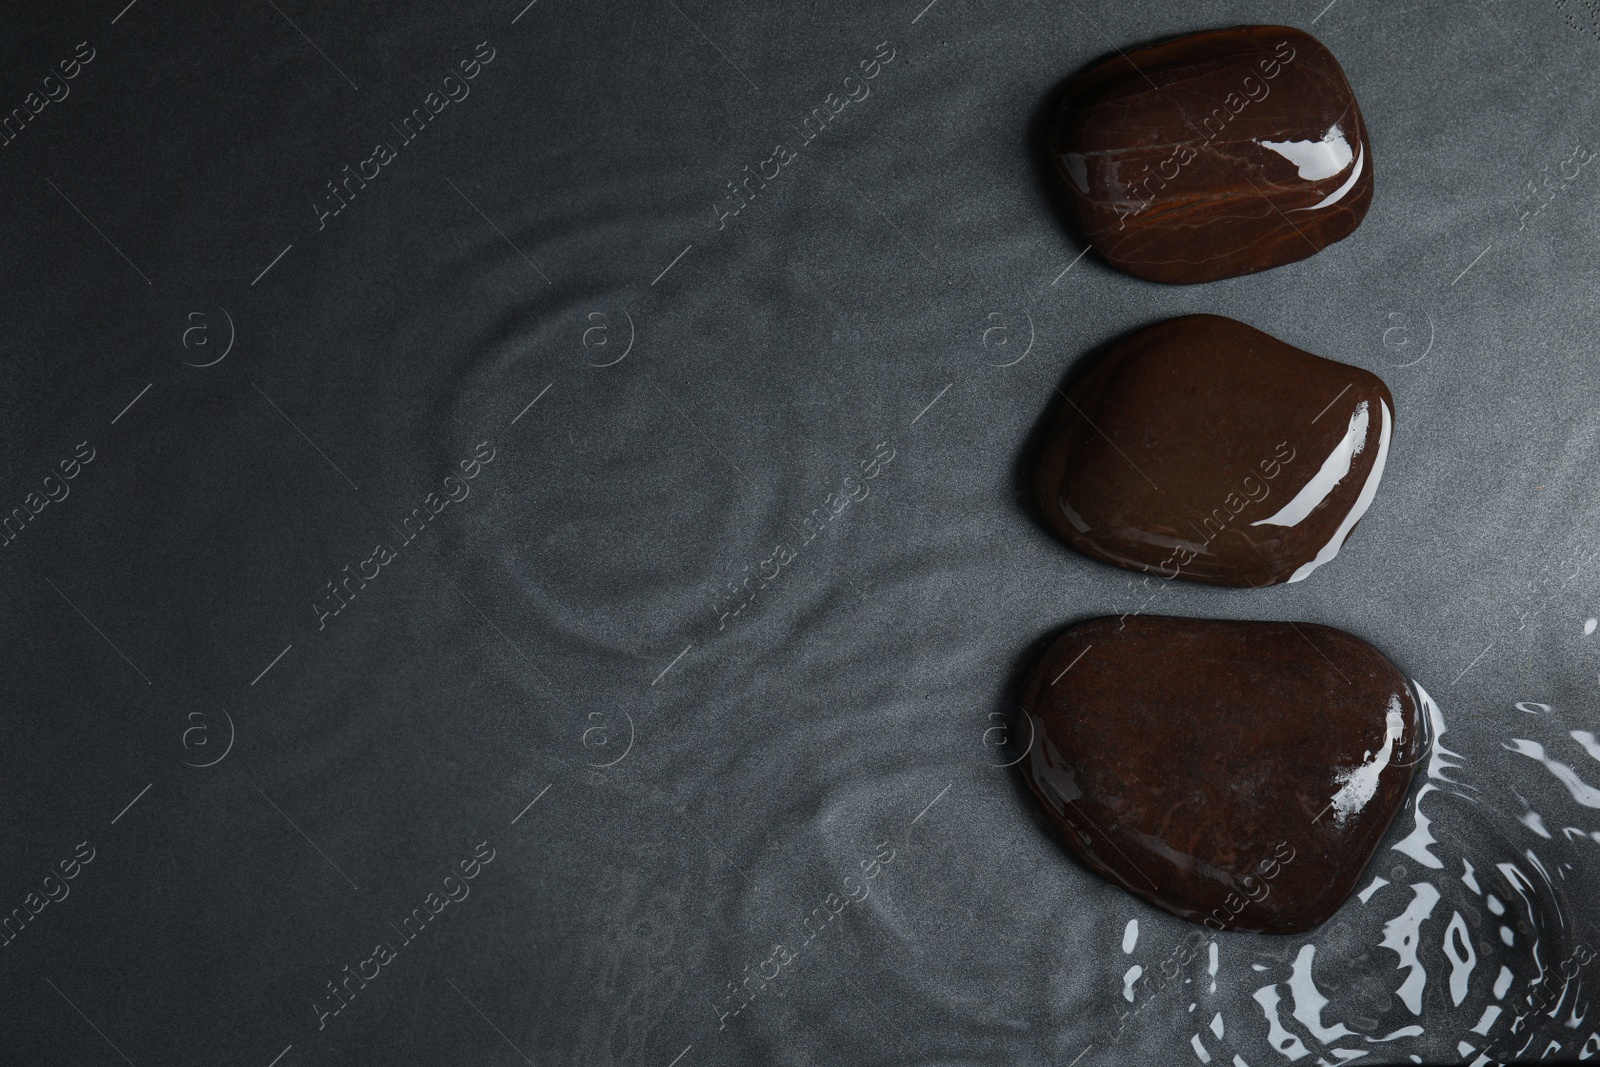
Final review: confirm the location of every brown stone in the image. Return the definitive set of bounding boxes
[1020,615,1427,934]
[1033,314,1393,587]
[1050,25,1373,284]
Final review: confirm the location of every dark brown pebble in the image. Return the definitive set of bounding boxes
[1020,615,1427,934]
[1050,25,1373,284]
[1033,314,1394,587]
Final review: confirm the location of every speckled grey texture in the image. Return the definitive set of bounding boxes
[2,1,1599,1064]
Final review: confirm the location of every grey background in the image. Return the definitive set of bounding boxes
[2,0,1599,1064]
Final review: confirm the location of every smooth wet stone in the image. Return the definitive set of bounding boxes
[1033,314,1394,587]
[1050,25,1374,284]
[1020,615,1427,934]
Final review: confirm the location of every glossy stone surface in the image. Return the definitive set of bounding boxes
[1033,314,1393,587]
[1050,25,1373,284]
[1020,615,1427,934]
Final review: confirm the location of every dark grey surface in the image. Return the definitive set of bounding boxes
[2,1,1599,1064]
